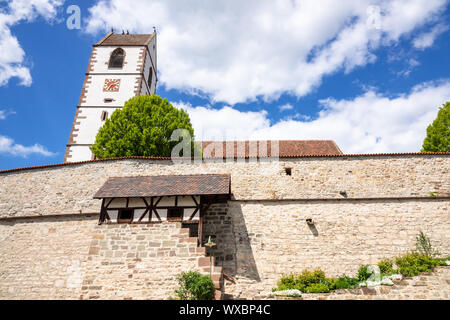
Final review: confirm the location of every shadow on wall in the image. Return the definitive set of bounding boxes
[202,203,260,282]
[229,203,261,282]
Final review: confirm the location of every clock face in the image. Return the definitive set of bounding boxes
[103,79,121,92]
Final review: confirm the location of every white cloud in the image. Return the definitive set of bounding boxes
[0,0,63,86]
[413,24,449,49]
[0,109,16,119]
[0,135,56,157]
[278,104,294,112]
[86,0,448,104]
[175,80,450,153]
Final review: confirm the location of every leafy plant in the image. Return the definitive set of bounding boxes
[91,94,200,158]
[305,283,330,293]
[377,258,394,274]
[421,101,450,152]
[415,230,439,258]
[357,265,371,282]
[334,275,359,290]
[173,271,215,300]
[395,252,445,277]
[276,269,332,293]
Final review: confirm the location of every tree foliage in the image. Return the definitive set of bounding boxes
[421,102,450,152]
[91,95,196,158]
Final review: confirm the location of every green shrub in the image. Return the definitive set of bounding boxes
[305,283,330,293]
[357,265,371,282]
[377,258,394,274]
[276,268,332,292]
[334,275,359,290]
[173,271,215,300]
[415,231,439,258]
[395,252,444,277]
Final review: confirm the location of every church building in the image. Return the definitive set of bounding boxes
[65,31,157,162]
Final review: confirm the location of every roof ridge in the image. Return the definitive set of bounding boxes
[1,153,449,174]
[95,31,114,46]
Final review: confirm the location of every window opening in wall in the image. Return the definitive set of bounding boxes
[117,208,134,223]
[285,167,292,176]
[167,207,183,221]
[101,111,108,121]
[104,98,114,103]
[108,48,125,68]
[148,67,153,89]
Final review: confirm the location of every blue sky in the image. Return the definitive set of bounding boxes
[0,0,449,170]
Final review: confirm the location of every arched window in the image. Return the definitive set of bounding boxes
[108,48,124,68]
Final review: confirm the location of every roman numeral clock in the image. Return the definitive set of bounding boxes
[103,78,121,92]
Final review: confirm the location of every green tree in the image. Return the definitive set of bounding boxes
[91,95,197,158]
[421,102,450,152]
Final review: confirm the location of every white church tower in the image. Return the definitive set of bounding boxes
[64,31,157,162]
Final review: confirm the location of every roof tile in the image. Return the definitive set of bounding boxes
[94,174,230,198]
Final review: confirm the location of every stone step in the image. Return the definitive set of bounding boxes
[198,256,215,267]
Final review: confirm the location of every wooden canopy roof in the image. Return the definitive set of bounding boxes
[94,174,231,199]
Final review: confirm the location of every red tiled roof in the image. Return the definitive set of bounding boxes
[201,140,342,158]
[95,33,155,46]
[93,174,231,199]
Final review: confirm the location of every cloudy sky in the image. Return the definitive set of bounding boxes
[0,0,449,169]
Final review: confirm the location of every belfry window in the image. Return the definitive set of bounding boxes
[100,111,108,121]
[108,48,125,68]
[148,67,153,88]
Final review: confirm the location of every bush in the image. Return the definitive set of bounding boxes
[334,275,359,290]
[276,269,332,292]
[173,271,215,300]
[305,283,330,293]
[395,252,445,277]
[357,265,371,282]
[377,258,394,274]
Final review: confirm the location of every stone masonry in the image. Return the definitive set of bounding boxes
[0,154,449,299]
[81,222,221,300]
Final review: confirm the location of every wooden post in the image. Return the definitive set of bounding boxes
[98,198,106,225]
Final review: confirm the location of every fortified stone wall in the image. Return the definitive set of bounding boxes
[0,217,214,300]
[80,222,206,300]
[219,199,450,299]
[0,155,449,218]
[0,155,449,300]
[0,215,97,299]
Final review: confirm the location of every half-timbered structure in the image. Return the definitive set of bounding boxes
[94,174,231,245]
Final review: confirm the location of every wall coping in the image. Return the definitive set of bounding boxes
[1,153,449,174]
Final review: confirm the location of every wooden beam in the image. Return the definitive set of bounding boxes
[105,198,114,209]
[188,207,199,221]
[138,208,150,222]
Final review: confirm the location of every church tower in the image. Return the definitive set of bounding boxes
[64,31,157,162]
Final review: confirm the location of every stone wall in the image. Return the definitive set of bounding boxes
[0,155,449,218]
[0,155,449,300]
[208,199,450,299]
[0,216,219,300]
[81,222,206,300]
[0,215,97,299]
